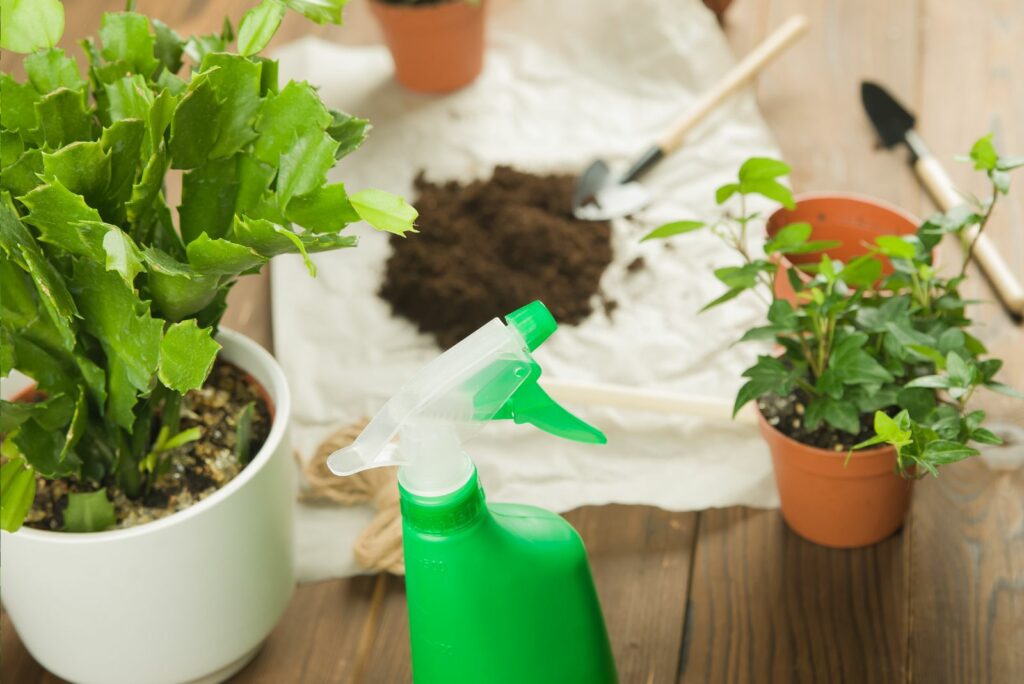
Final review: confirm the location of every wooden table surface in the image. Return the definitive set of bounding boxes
[3,1,1022,682]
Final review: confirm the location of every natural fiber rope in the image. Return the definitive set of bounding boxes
[295,420,405,575]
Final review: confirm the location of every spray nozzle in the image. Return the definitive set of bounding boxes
[326,301,606,495]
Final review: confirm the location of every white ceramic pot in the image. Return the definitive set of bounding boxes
[0,329,295,684]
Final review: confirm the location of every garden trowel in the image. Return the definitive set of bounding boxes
[572,14,809,221]
[861,81,1024,319]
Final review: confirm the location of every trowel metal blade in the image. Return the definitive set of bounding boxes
[572,182,653,221]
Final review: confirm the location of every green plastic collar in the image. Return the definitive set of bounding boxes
[400,470,486,534]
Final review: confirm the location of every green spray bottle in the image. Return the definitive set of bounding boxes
[328,301,617,684]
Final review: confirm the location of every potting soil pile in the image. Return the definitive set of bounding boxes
[272,0,784,581]
[381,168,613,349]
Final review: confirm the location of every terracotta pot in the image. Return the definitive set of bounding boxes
[757,406,913,547]
[767,193,920,303]
[370,0,486,94]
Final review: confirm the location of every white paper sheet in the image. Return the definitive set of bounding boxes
[271,0,783,581]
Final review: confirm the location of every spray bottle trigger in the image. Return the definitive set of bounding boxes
[498,381,607,444]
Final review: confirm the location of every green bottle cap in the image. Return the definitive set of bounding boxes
[505,301,557,351]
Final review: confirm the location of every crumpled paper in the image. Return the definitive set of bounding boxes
[271,0,782,581]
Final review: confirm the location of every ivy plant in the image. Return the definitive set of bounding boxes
[0,0,418,532]
[643,134,1022,477]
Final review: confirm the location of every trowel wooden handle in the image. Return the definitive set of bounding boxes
[915,155,1024,317]
[542,379,759,426]
[657,14,809,154]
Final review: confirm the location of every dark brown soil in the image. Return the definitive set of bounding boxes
[23,359,271,531]
[757,391,879,451]
[379,167,614,349]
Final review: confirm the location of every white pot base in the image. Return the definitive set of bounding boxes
[186,643,262,684]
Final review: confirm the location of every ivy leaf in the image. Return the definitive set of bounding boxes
[985,382,1024,399]
[641,220,704,242]
[967,134,998,171]
[64,489,117,533]
[0,0,64,54]
[922,440,978,466]
[350,189,419,236]
[283,0,348,24]
[238,0,286,56]
[828,333,894,385]
[158,320,221,393]
[0,457,37,532]
[875,235,916,259]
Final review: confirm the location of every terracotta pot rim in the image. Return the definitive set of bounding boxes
[754,402,893,460]
[779,191,923,227]
[370,0,480,13]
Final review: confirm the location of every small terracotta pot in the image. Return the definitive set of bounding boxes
[767,193,920,303]
[757,407,913,547]
[370,0,486,94]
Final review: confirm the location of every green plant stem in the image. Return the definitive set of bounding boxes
[959,184,1000,279]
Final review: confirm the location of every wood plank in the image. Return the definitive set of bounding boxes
[907,459,1024,683]
[679,507,908,684]
[359,505,699,683]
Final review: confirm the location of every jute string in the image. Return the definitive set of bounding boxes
[295,420,405,575]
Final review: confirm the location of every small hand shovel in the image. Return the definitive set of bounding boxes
[572,14,809,221]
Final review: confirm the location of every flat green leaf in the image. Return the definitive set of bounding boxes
[740,178,794,209]
[967,134,998,171]
[35,88,93,149]
[21,180,106,259]
[896,387,936,421]
[8,240,79,351]
[0,458,36,532]
[326,108,369,159]
[13,418,81,478]
[828,333,894,385]
[229,216,357,264]
[169,75,222,170]
[42,141,112,208]
[102,225,144,284]
[905,374,949,390]
[700,287,745,313]
[0,394,73,433]
[101,118,147,211]
[234,155,276,214]
[764,222,811,254]
[235,402,256,464]
[158,320,221,393]
[767,299,797,329]
[841,255,883,289]
[152,19,185,75]
[945,351,973,388]
[70,259,164,427]
[0,324,14,376]
[922,439,978,465]
[714,262,767,289]
[99,11,159,77]
[641,220,704,242]
[738,157,790,182]
[1,74,41,134]
[822,398,861,435]
[186,233,267,275]
[283,0,348,24]
[1,148,44,197]
[1,0,64,53]
[985,382,1024,399]
[875,235,916,259]
[715,183,739,205]
[350,189,418,236]
[24,48,85,93]
[199,54,263,158]
[285,183,361,233]
[64,489,117,533]
[970,427,1002,446]
[145,255,221,322]
[238,0,286,56]
[276,128,338,205]
[179,155,240,243]
[253,80,332,166]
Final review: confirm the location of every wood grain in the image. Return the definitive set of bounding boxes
[679,507,907,684]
